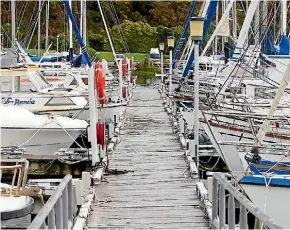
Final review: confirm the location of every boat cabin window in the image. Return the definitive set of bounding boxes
[199,63,213,71]
[45,97,76,106]
[149,53,160,59]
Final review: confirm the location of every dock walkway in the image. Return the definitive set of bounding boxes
[88,86,209,229]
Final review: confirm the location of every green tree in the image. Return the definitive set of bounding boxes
[106,20,157,53]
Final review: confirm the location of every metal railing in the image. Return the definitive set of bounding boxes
[211,173,282,229]
[27,174,78,230]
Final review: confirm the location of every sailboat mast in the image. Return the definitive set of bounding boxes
[201,0,235,57]
[254,1,259,45]
[215,1,219,54]
[69,0,73,60]
[0,1,1,52]
[80,0,83,54]
[97,0,116,58]
[281,0,287,35]
[11,0,16,93]
[11,0,16,46]
[262,0,268,34]
[232,1,237,42]
[83,0,87,45]
[221,0,225,54]
[38,0,41,56]
[45,0,49,50]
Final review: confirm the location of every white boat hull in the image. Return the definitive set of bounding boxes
[1,127,85,155]
[241,183,290,229]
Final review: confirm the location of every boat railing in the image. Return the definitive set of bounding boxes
[211,172,282,229]
[27,174,78,230]
[0,159,29,191]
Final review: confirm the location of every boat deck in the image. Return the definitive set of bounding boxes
[87,86,209,229]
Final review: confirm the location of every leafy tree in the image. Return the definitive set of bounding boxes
[106,20,157,53]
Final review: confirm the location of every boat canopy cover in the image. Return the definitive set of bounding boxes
[0,48,18,69]
[262,34,290,55]
[71,54,87,67]
[279,35,290,55]
[28,54,57,63]
[261,34,278,55]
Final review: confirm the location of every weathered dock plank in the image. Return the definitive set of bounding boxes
[87,86,209,229]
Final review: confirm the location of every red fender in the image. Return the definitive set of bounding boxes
[95,62,107,104]
[96,121,105,150]
[122,58,127,77]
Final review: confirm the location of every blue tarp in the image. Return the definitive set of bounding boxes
[279,35,290,55]
[28,54,57,62]
[71,54,87,67]
[261,34,278,55]
[261,33,290,55]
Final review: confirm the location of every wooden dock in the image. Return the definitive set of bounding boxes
[88,86,209,229]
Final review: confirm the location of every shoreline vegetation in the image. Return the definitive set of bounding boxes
[132,58,160,85]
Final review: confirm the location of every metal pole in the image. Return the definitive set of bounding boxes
[97,0,116,58]
[254,2,259,45]
[11,0,16,93]
[281,0,287,35]
[233,1,237,42]
[161,51,164,90]
[169,48,173,108]
[11,0,16,46]
[83,0,86,46]
[0,34,2,54]
[194,42,199,171]
[45,0,49,50]
[88,64,99,165]
[69,0,72,48]
[56,35,59,54]
[80,0,83,54]
[38,0,41,57]
[69,0,73,60]
[221,0,225,54]
[215,1,219,54]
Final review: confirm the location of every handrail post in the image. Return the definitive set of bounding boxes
[212,175,218,228]
[228,194,235,229]
[240,205,248,229]
[211,173,282,229]
[67,180,73,222]
[40,222,47,229]
[63,187,69,229]
[55,197,63,229]
[219,184,225,229]
[48,208,56,229]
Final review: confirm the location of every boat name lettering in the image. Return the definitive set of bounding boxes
[1,97,35,105]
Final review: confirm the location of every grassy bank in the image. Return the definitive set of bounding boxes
[96,52,148,62]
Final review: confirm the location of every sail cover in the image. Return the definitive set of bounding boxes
[0,48,18,69]
[279,35,290,55]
